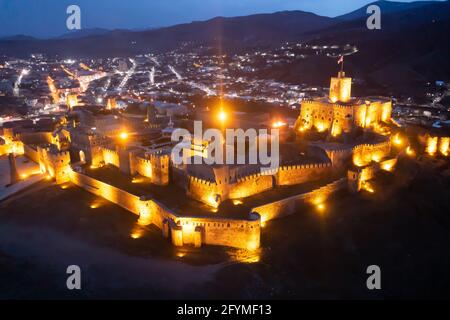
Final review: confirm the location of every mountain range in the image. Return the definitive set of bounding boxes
[0,0,449,95]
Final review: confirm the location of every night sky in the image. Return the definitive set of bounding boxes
[0,0,443,38]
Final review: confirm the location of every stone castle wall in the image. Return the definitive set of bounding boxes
[276,162,332,186]
[102,147,120,167]
[23,144,39,163]
[252,178,347,223]
[16,132,53,146]
[228,174,274,199]
[69,170,260,250]
[352,141,391,167]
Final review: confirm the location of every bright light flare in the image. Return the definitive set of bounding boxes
[362,182,375,193]
[119,131,128,140]
[393,133,403,146]
[406,146,415,157]
[218,110,227,123]
[272,120,286,129]
[232,199,243,206]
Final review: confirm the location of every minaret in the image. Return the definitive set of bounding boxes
[8,153,20,184]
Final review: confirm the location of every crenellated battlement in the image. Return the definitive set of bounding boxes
[278,161,332,172]
[188,175,217,186]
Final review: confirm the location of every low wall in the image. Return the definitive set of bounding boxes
[23,144,39,163]
[276,162,332,186]
[228,174,274,199]
[102,148,120,167]
[134,156,152,178]
[69,169,261,250]
[69,169,141,214]
[251,178,347,222]
[187,176,219,207]
[176,215,260,250]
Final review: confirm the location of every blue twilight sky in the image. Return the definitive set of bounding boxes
[0,0,444,38]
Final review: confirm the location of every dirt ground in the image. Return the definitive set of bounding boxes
[0,155,449,299]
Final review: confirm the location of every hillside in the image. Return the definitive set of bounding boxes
[0,1,448,94]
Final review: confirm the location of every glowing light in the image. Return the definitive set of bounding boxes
[232,199,243,206]
[183,223,195,235]
[130,232,141,239]
[272,120,286,129]
[353,155,364,167]
[20,173,28,179]
[372,154,381,162]
[362,182,375,193]
[393,133,402,146]
[228,249,260,263]
[132,177,144,184]
[119,131,129,140]
[218,110,227,123]
[382,163,393,172]
[316,203,326,211]
[247,240,259,251]
[316,123,326,132]
[176,252,186,258]
[406,146,415,157]
[90,202,101,209]
[207,195,219,208]
[46,175,52,180]
[426,136,438,156]
[439,137,449,156]
[130,226,144,239]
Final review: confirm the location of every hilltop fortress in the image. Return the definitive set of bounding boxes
[1,70,413,251]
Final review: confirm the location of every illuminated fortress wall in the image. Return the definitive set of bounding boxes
[329,71,352,103]
[276,162,332,186]
[23,144,39,163]
[297,71,393,134]
[148,153,170,186]
[187,161,333,207]
[16,132,53,145]
[0,141,24,156]
[228,174,274,199]
[70,170,142,214]
[187,176,219,207]
[133,156,153,178]
[101,147,120,167]
[37,146,71,183]
[93,146,170,186]
[69,170,261,250]
[352,141,391,167]
[353,101,392,129]
[422,134,449,156]
[299,101,356,134]
[175,215,260,250]
[252,178,347,223]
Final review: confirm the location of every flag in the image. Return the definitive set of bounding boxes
[338,55,344,65]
